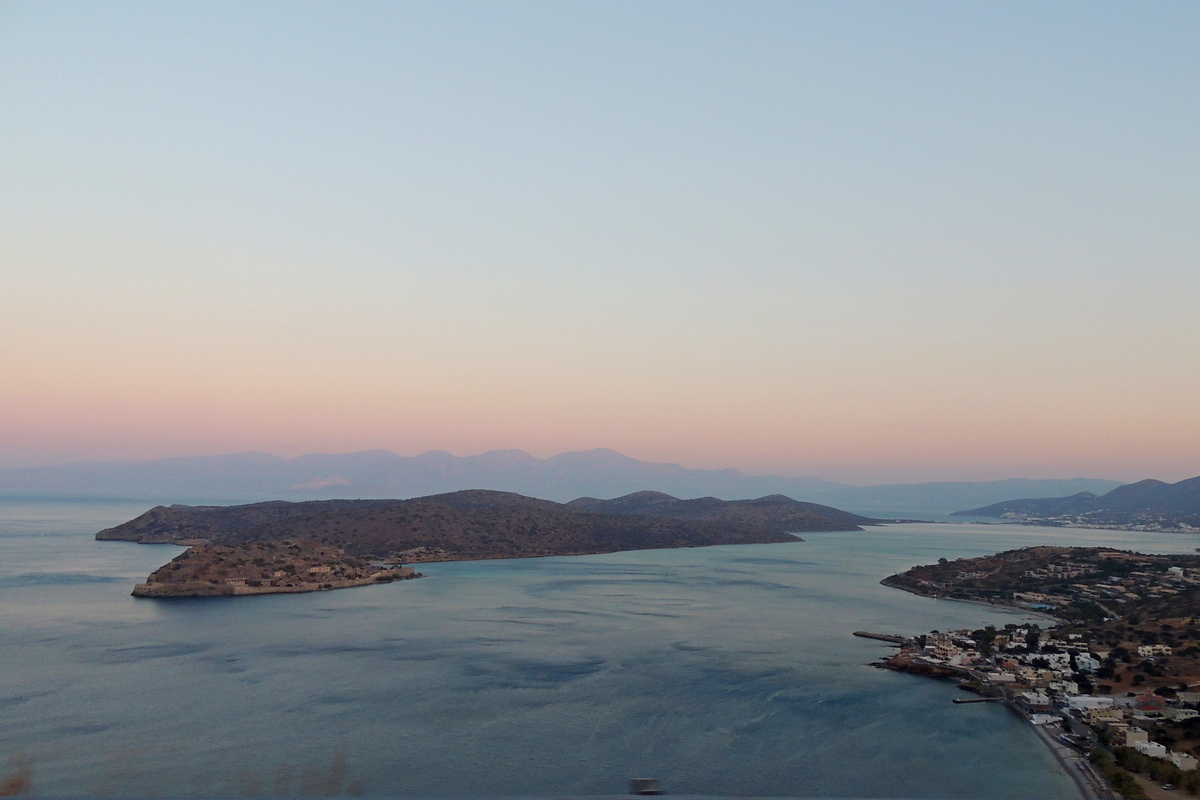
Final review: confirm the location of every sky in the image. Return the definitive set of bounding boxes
[1,1,1198,484]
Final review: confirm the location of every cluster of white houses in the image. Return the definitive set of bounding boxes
[909,627,1197,771]
[1005,554,1200,612]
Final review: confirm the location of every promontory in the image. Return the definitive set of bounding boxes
[100,489,880,565]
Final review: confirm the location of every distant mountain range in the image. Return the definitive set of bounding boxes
[0,448,1123,515]
[953,476,1200,530]
[96,489,879,561]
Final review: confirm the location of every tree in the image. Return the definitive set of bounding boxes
[1180,768,1200,795]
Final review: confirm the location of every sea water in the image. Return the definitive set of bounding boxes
[6,500,1198,797]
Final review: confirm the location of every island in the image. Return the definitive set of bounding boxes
[876,546,1200,799]
[132,540,421,597]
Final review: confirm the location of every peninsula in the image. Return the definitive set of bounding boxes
[954,475,1200,533]
[99,489,880,563]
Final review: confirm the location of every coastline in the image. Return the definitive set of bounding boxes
[954,517,1200,536]
[875,569,1115,798]
[880,652,1114,799]
[1030,720,1117,800]
[879,577,1063,623]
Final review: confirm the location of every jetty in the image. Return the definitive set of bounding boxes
[852,631,908,644]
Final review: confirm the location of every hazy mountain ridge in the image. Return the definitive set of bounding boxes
[809,478,1124,514]
[954,475,1200,528]
[94,489,877,562]
[1,448,1123,514]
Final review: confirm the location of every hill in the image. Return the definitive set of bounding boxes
[954,475,1200,530]
[567,491,877,530]
[96,489,879,562]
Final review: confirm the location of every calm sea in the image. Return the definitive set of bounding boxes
[6,499,1199,797]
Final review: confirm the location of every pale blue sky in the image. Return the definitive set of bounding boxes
[1,1,1198,482]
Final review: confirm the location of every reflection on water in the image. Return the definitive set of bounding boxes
[7,499,1198,797]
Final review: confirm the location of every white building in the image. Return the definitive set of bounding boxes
[1067,695,1113,710]
[1023,652,1071,669]
[1134,741,1167,758]
[1171,752,1198,771]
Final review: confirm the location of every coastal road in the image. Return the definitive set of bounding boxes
[1032,724,1118,800]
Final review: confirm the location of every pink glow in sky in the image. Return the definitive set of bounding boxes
[2,2,1198,484]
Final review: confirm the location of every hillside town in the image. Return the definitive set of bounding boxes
[880,547,1200,799]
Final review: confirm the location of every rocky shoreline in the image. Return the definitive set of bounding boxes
[132,568,421,598]
[130,540,423,598]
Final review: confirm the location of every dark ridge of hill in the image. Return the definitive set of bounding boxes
[567,491,881,530]
[953,475,1200,528]
[1100,477,1200,515]
[95,489,872,562]
[955,491,1101,518]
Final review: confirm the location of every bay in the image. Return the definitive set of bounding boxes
[6,499,1197,797]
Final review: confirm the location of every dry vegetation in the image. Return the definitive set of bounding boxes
[135,540,418,597]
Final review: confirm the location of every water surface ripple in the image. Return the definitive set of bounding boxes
[7,500,1195,797]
